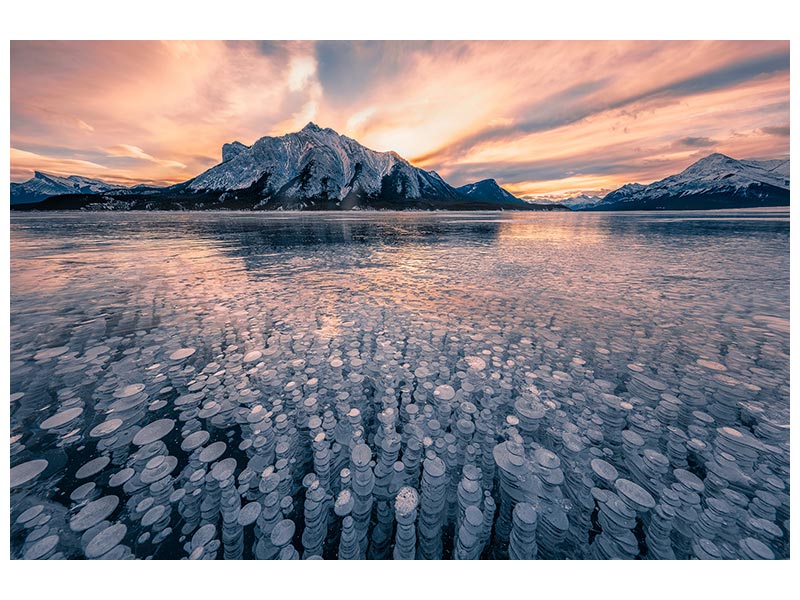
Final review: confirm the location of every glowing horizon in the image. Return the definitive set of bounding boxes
[10,41,789,199]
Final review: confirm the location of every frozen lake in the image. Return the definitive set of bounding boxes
[10,209,790,559]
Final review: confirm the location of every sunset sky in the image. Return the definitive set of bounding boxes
[10,40,790,199]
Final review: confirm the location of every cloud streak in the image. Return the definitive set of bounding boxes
[761,125,789,137]
[11,40,789,198]
[676,137,718,148]
[11,147,109,181]
[106,144,187,168]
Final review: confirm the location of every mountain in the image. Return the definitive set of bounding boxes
[456,179,526,206]
[585,154,789,211]
[454,179,568,210]
[589,183,646,209]
[13,123,566,211]
[185,122,468,209]
[11,171,123,205]
[560,193,607,210]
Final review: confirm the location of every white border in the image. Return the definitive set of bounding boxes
[1,1,796,598]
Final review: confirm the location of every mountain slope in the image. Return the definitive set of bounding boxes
[11,171,123,205]
[587,154,789,211]
[589,183,646,209]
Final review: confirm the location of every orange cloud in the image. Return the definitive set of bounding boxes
[11,147,108,177]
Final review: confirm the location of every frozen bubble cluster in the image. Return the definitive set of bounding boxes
[10,210,789,559]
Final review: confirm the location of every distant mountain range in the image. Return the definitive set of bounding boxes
[10,130,789,212]
[564,153,789,211]
[559,193,606,210]
[11,123,564,212]
[11,171,124,205]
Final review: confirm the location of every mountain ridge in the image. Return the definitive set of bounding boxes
[12,123,566,211]
[13,133,786,213]
[559,193,605,210]
[565,153,789,211]
[11,171,124,205]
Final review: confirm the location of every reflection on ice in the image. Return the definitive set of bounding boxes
[10,210,789,559]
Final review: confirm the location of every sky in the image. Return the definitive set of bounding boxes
[10,40,790,200]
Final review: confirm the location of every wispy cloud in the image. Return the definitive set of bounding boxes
[11,147,108,176]
[761,125,789,137]
[675,136,718,148]
[105,144,186,168]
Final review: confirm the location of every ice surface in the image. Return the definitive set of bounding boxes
[9,210,789,559]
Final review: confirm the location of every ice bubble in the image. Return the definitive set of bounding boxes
[17,504,45,524]
[148,400,168,412]
[169,348,196,361]
[199,441,227,463]
[614,478,655,511]
[40,407,84,430]
[34,346,69,361]
[192,524,217,548]
[464,356,486,371]
[243,350,263,363]
[132,418,175,446]
[89,419,124,438]
[141,505,167,527]
[590,458,618,484]
[334,489,354,517]
[270,519,295,547]
[739,537,775,560]
[696,359,727,371]
[70,496,120,532]
[115,383,146,399]
[433,385,456,401]
[181,430,210,452]
[23,534,60,560]
[394,486,419,515]
[211,457,238,481]
[69,483,95,504]
[85,523,127,559]
[108,468,135,487]
[238,502,261,527]
[140,456,178,484]
[76,456,111,479]
[10,459,48,488]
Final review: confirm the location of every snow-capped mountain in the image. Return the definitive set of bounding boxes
[456,179,528,206]
[560,193,606,210]
[11,171,123,204]
[16,123,563,211]
[185,122,465,209]
[587,154,789,211]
